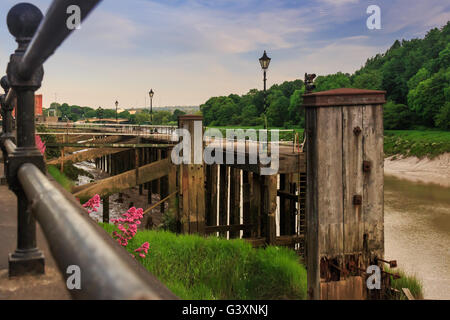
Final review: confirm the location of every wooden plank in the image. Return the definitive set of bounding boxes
[242,171,251,238]
[274,235,304,246]
[73,158,170,201]
[306,106,320,300]
[168,162,178,227]
[362,104,384,261]
[218,165,229,237]
[342,106,364,255]
[279,174,286,235]
[229,168,241,238]
[251,172,262,238]
[265,174,277,245]
[204,224,253,234]
[205,164,218,227]
[402,288,415,300]
[102,195,109,223]
[210,164,218,227]
[316,107,343,258]
[47,149,127,165]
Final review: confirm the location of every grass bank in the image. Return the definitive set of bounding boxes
[100,224,307,300]
[387,268,424,300]
[47,165,74,191]
[384,130,450,159]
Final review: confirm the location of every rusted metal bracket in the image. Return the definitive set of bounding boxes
[378,258,397,268]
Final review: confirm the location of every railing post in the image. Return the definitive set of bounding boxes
[6,3,46,277]
[0,77,16,145]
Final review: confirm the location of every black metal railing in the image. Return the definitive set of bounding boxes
[0,1,177,300]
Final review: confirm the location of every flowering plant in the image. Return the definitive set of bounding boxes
[82,195,150,259]
[35,135,46,155]
[82,194,101,214]
[134,242,150,258]
[111,207,149,259]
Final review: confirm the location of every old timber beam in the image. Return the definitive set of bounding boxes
[73,158,171,202]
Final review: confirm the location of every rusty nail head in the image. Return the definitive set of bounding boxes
[353,126,361,136]
[353,195,362,205]
[363,161,371,173]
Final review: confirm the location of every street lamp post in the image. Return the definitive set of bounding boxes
[115,100,119,124]
[259,50,271,130]
[148,89,154,124]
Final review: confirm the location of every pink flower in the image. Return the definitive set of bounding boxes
[35,135,46,155]
[82,194,101,214]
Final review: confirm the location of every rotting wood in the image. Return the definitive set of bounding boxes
[47,148,130,165]
[73,158,170,201]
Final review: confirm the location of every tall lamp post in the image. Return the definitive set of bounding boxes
[259,50,271,129]
[115,100,119,124]
[148,89,154,124]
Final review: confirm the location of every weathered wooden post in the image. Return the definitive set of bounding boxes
[178,115,205,234]
[303,88,385,300]
[102,196,109,223]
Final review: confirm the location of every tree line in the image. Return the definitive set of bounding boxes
[44,103,186,125]
[200,22,450,130]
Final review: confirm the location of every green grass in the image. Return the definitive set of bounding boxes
[100,224,307,300]
[387,268,424,300]
[47,165,74,191]
[384,130,450,159]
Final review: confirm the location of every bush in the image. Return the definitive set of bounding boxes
[384,101,414,130]
[100,225,307,300]
[435,102,450,130]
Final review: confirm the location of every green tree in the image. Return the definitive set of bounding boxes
[435,102,450,130]
[288,88,305,126]
[266,90,289,127]
[135,112,151,124]
[352,69,382,90]
[383,101,414,130]
[315,72,352,92]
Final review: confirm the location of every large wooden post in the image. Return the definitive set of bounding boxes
[304,88,385,300]
[178,115,205,234]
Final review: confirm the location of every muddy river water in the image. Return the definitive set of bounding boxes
[384,175,450,300]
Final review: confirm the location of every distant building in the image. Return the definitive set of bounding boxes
[12,94,43,117]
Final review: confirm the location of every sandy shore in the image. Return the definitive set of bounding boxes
[384,153,450,188]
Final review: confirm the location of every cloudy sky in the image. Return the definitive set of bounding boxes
[0,0,449,109]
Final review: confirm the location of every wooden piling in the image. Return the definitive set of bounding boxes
[218,165,229,237]
[178,115,205,235]
[303,88,386,300]
[229,168,241,238]
[102,196,109,223]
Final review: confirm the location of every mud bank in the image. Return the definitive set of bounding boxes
[384,153,450,188]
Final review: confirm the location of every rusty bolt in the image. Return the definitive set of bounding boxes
[353,195,362,205]
[363,161,372,173]
[353,126,361,136]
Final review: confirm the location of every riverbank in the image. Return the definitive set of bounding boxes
[384,153,450,187]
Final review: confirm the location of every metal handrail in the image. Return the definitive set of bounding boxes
[18,163,177,300]
[0,0,178,299]
[4,139,16,155]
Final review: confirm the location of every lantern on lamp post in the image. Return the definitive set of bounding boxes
[259,50,271,129]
